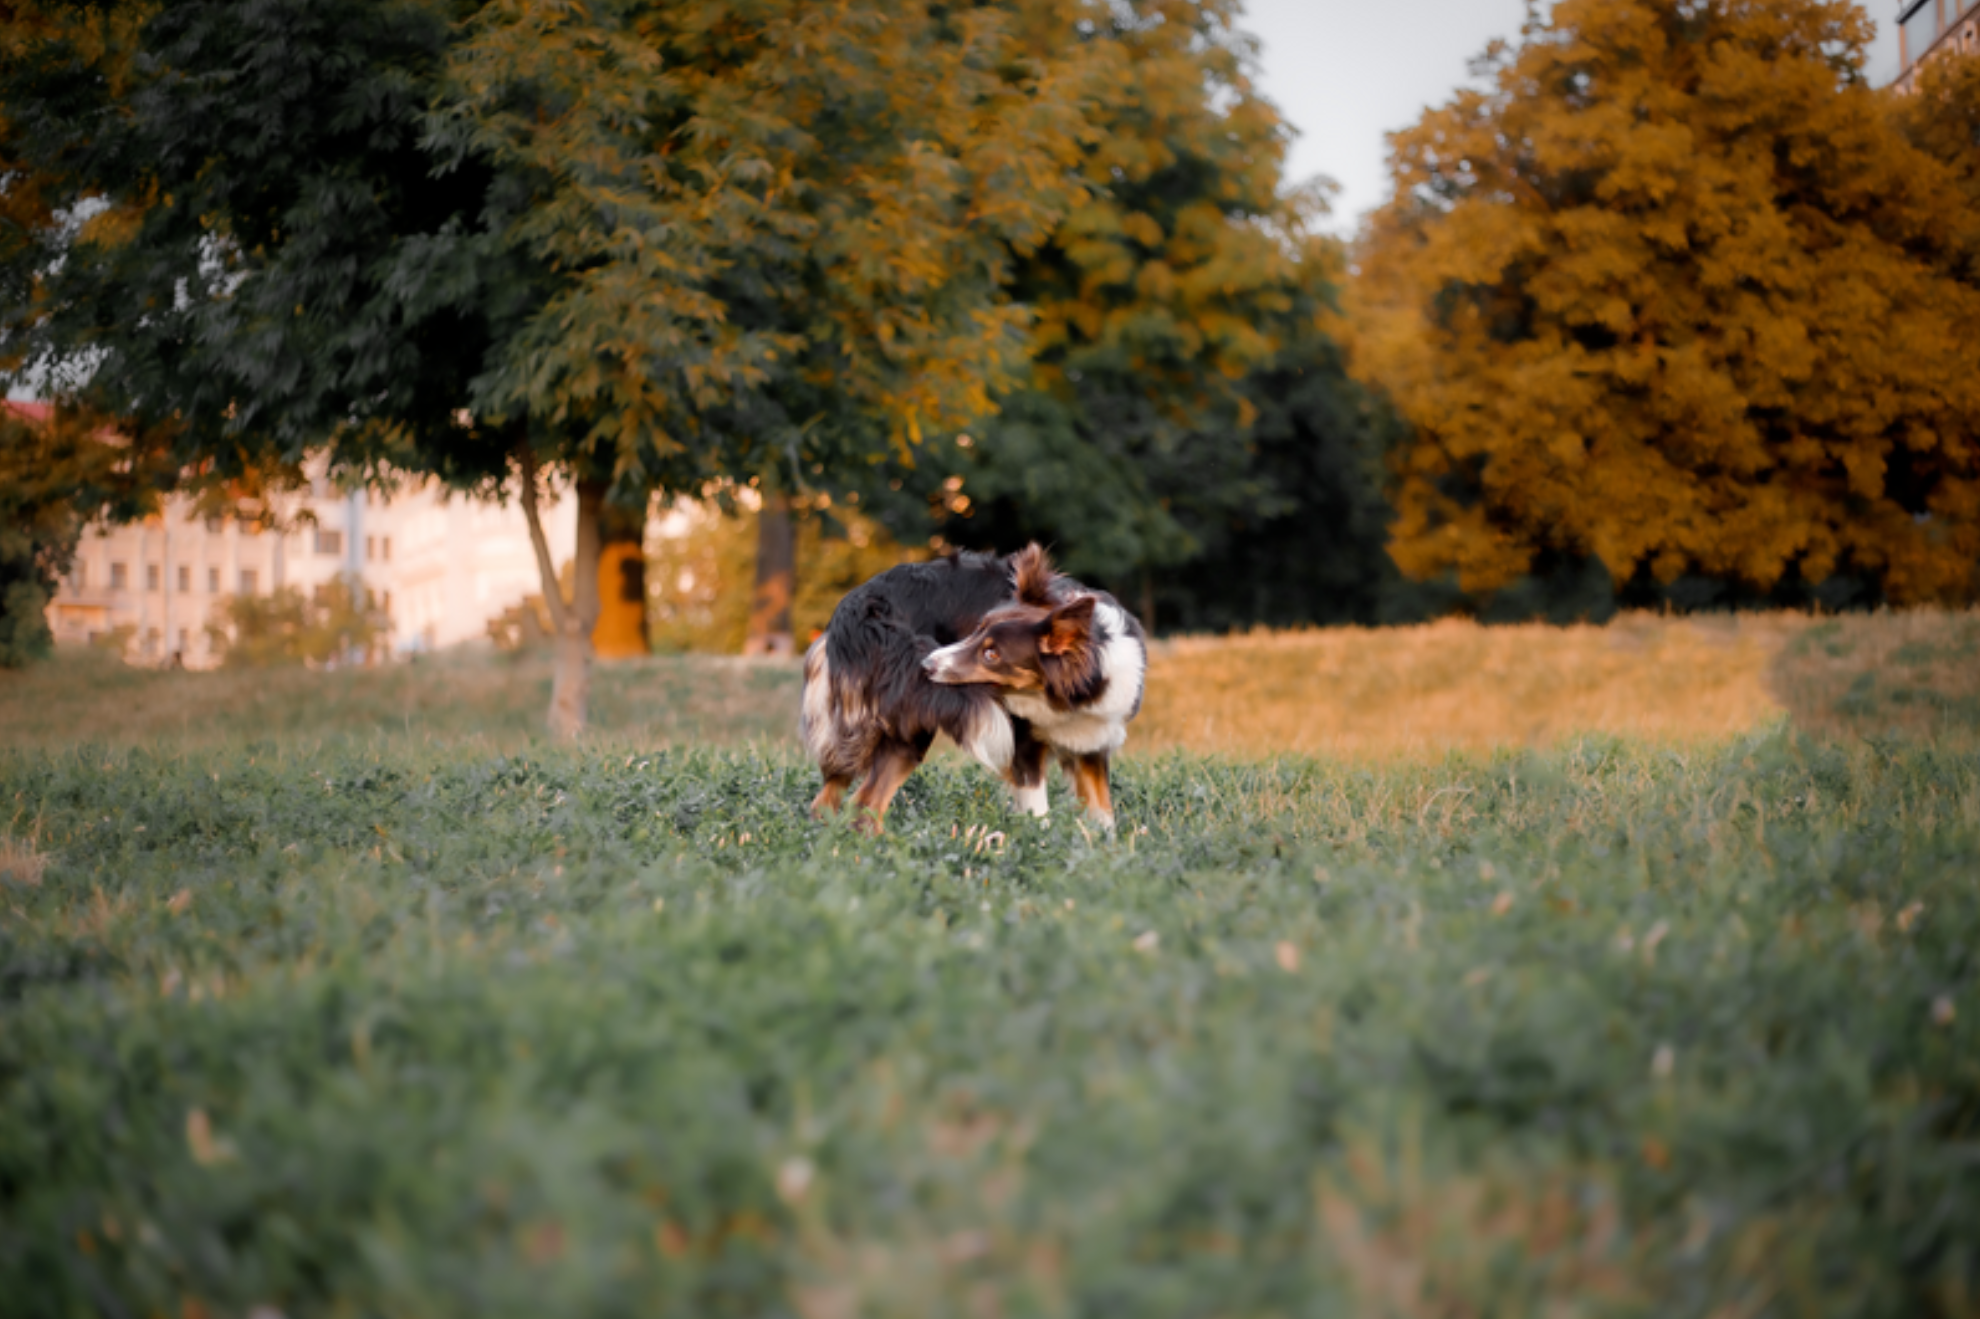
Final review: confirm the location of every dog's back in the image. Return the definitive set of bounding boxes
[801,553,1017,801]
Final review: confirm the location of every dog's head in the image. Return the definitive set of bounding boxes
[922,594,1098,692]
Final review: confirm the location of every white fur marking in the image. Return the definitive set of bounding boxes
[800,641,833,760]
[1011,780,1049,818]
[923,638,972,682]
[960,701,1015,773]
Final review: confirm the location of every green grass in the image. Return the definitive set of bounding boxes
[3,728,1977,1317]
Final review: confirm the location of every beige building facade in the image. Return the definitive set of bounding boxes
[45,460,579,667]
[1896,0,1980,92]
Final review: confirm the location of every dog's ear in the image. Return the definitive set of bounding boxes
[1039,595,1096,657]
[1010,542,1058,606]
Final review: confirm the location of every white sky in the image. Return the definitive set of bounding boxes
[1241,0,1904,237]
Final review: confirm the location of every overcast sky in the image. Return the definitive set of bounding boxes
[1242,0,1904,237]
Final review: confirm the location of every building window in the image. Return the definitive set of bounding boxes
[1903,1,1940,67]
[382,535,392,562]
[177,564,191,592]
[146,563,161,591]
[143,627,160,657]
[177,628,189,654]
[208,567,220,593]
[316,528,344,556]
[110,562,128,590]
[69,563,85,592]
[240,569,258,595]
[365,534,376,562]
[382,589,393,616]
[205,517,223,534]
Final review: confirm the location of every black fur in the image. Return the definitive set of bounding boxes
[804,552,1015,785]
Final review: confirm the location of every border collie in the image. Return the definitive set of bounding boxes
[801,544,1147,834]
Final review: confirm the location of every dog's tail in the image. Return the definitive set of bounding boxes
[802,602,1012,776]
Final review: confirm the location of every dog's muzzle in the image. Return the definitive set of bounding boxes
[922,645,967,683]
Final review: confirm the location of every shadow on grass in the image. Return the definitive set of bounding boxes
[1767,612,1980,748]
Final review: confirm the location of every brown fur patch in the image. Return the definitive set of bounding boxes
[1009,543,1061,607]
[1040,596,1095,659]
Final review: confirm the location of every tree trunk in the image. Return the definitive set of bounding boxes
[519,442,604,739]
[593,494,649,660]
[743,481,795,657]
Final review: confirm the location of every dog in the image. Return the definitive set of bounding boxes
[801,544,1146,834]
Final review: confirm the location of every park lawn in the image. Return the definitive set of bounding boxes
[2,723,1976,1317]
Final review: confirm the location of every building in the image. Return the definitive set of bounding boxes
[1896,0,1980,93]
[17,403,582,666]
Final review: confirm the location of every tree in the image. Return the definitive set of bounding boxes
[0,404,172,666]
[1350,0,1980,608]
[3,0,1103,731]
[1893,38,1980,290]
[857,245,1423,632]
[841,0,1381,630]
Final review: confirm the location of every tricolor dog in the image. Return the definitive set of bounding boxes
[801,544,1146,834]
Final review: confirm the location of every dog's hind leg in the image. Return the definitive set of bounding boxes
[1005,721,1049,818]
[851,735,931,835]
[810,776,852,819]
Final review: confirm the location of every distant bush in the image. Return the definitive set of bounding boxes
[207,574,387,667]
[486,593,557,654]
[647,500,921,653]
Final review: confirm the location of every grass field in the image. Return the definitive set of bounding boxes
[2,614,1977,1316]
[5,609,1976,755]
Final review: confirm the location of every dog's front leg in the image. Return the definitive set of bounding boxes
[1066,750,1116,834]
[1004,720,1050,819]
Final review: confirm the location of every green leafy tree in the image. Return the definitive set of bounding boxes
[842,1,1406,632]
[860,250,1419,631]
[1350,0,1980,608]
[3,0,1101,732]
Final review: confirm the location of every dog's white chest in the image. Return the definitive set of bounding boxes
[1003,694,1125,754]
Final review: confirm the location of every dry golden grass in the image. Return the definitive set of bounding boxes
[1137,610,1980,759]
[0,835,49,888]
[4,611,1974,757]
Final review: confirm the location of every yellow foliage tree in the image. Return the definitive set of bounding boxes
[1894,38,1980,289]
[1350,0,1980,605]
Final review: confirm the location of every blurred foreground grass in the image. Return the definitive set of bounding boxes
[4,610,1976,755]
[2,732,1975,1315]
[4,612,1976,1315]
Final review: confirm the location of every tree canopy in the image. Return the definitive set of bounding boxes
[1350,0,1980,608]
[836,0,1408,629]
[1,0,1123,722]
[0,402,180,666]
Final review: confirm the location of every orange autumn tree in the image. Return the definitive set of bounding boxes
[1893,34,1980,290]
[1350,0,1980,606]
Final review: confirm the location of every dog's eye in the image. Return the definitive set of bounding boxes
[982,644,999,664]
